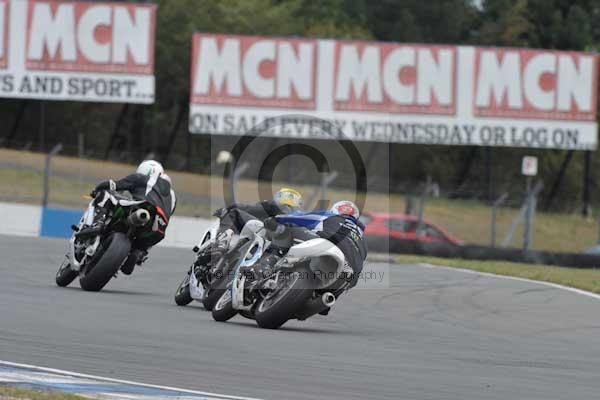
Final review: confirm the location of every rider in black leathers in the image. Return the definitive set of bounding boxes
[91,160,176,274]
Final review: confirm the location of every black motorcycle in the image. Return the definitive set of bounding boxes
[55,190,160,291]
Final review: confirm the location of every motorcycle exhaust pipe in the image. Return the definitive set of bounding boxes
[128,209,151,227]
[322,292,336,308]
[295,292,336,321]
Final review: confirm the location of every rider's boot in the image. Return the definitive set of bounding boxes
[121,248,148,275]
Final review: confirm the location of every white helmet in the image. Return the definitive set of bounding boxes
[330,200,360,219]
[137,160,164,178]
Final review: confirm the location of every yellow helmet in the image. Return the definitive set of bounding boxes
[274,188,303,209]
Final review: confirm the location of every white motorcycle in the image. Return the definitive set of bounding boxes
[212,214,348,329]
[174,218,242,311]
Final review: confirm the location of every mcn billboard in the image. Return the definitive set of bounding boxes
[189,33,599,150]
[0,0,156,103]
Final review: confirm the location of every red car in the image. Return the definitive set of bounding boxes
[359,212,463,253]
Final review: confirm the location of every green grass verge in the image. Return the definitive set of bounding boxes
[1,148,598,253]
[0,386,87,400]
[397,254,600,295]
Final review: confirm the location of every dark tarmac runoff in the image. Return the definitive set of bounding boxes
[1,235,600,400]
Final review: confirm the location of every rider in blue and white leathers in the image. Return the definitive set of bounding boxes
[270,201,368,290]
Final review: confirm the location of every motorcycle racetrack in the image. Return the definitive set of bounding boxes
[2,234,600,400]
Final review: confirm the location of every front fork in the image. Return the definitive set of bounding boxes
[68,200,102,272]
[188,264,205,300]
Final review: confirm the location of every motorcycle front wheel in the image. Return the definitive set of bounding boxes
[174,269,193,306]
[55,257,78,287]
[211,289,237,322]
[202,270,229,311]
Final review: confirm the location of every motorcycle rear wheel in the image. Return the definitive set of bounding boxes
[79,233,131,292]
[255,266,314,329]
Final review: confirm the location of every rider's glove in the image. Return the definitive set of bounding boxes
[213,207,228,219]
[264,217,279,232]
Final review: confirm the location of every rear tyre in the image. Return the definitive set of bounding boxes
[79,233,131,292]
[174,271,193,306]
[56,257,78,287]
[255,267,314,329]
[211,289,237,322]
[202,271,229,311]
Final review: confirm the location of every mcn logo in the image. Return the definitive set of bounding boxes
[190,34,599,126]
[191,34,316,109]
[333,42,456,115]
[0,0,8,68]
[475,49,598,121]
[26,0,156,74]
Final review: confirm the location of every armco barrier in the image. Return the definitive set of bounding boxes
[5,201,599,267]
[40,207,81,238]
[367,236,600,269]
[0,203,41,237]
[0,202,210,249]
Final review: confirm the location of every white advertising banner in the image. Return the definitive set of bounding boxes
[189,34,599,150]
[0,0,156,104]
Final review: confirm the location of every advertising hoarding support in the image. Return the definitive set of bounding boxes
[484,147,493,201]
[583,151,592,217]
[104,104,130,159]
[4,100,27,147]
[38,100,45,152]
[543,150,574,211]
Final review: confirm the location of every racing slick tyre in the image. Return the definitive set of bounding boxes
[174,270,193,306]
[255,266,314,329]
[79,233,131,292]
[202,271,229,311]
[211,289,237,322]
[56,257,78,287]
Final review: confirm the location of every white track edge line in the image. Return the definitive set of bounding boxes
[0,360,262,400]
[416,262,600,301]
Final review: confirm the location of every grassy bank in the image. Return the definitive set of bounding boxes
[397,255,600,295]
[0,148,597,253]
[0,386,87,400]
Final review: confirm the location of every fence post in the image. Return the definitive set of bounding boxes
[319,171,338,209]
[42,144,63,208]
[232,162,249,204]
[305,171,338,210]
[217,151,250,205]
[490,192,508,247]
[416,177,432,234]
[405,196,417,216]
[38,101,46,152]
[502,181,543,248]
[523,180,543,253]
[583,150,592,217]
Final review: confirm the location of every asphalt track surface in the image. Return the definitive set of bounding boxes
[2,235,600,400]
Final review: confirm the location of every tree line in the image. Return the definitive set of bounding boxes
[1,0,599,211]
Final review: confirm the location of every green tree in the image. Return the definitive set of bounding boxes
[366,0,479,43]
